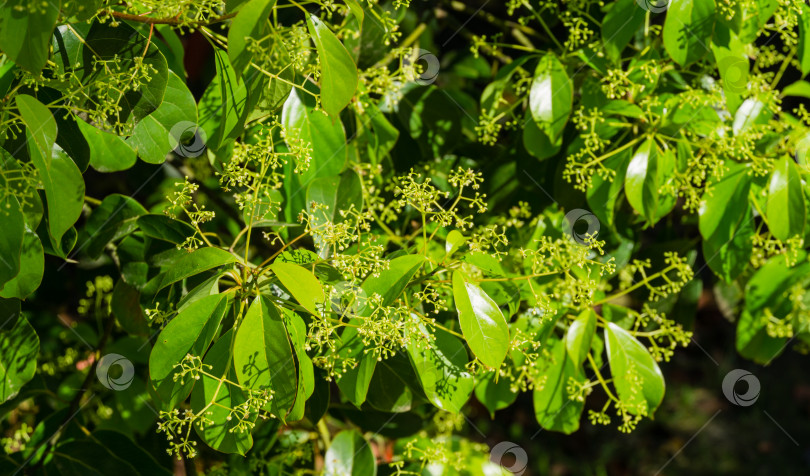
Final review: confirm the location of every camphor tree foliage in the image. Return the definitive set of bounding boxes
[0,0,809,473]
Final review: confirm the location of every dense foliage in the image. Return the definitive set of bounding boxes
[1,0,809,473]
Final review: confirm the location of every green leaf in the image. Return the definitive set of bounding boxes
[128,71,198,164]
[306,15,358,117]
[605,322,665,415]
[407,323,474,413]
[15,94,57,169]
[306,169,363,257]
[711,24,749,114]
[766,156,805,241]
[149,293,229,410]
[142,248,238,297]
[523,112,561,160]
[0,193,24,291]
[16,95,85,252]
[533,338,584,434]
[228,0,277,74]
[566,309,597,367]
[799,8,810,76]
[270,262,325,316]
[452,270,510,369]
[663,0,715,66]
[1,305,39,402]
[191,329,254,454]
[601,0,647,62]
[445,230,467,257]
[475,370,518,417]
[199,49,252,151]
[360,254,424,313]
[335,323,377,407]
[324,429,377,476]
[233,296,298,418]
[75,119,137,172]
[624,138,676,224]
[83,194,148,258]
[0,0,60,73]
[0,228,44,300]
[586,148,630,227]
[281,87,347,180]
[529,54,573,142]
[136,214,195,245]
[52,21,169,128]
[284,308,314,421]
[737,253,810,363]
[698,161,753,281]
[366,353,415,413]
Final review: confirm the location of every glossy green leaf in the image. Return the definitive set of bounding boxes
[663,0,715,66]
[324,429,376,476]
[452,270,510,369]
[306,169,363,257]
[1,305,39,402]
[586,148,630,227]
[625,137,676,224]
[128,71,198,164]
[51,21,169,128]
[523,112,561,160]
[76,119,137,172]
[149,293,229,410]
[766,156,805,241]
[284,308,314,421]
[360,254,424,314]
[0,0,60,73]
[306,14,358,117]
[601,0,646,62]
[199,49,252,151]
[737,253,810,363]
[0,193,24,291]
[83,194,147,258]
[228,0,277,74]
[566,309,597,367]
[533,338,584,434]
[270,262,325,316]
[799,9,810,76]
[17,97,85,252]
[0,228,44,300]
[698,161,753,281]
[367,353,415,413]
[407,323,474,413]
[445,230,467,257]
[605,322,665,415]
[529,54,572,142]
[233,296,298,418]
[281,88,347,186]
[475,370,518,418]
[142,248,238,297]
[137,214,195,244]
[711,24,749,114]
[191,329,254,454]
